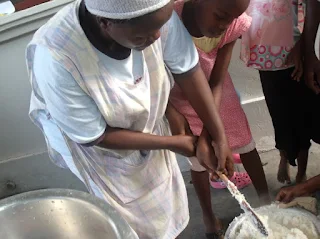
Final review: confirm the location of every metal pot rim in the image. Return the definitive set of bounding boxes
[0,188,137,239]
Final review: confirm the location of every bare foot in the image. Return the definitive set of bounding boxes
[277,156,291,184]
[296,150,308,184]
[203,215,224,238]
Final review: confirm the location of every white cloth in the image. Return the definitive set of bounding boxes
[26,1,198,238]
[85,0,170,19]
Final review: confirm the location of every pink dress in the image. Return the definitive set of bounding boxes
[171,0,255,154]
[241,0,304,70]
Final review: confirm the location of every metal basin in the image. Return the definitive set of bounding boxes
[226,204,320,239]
[0,189,138,239]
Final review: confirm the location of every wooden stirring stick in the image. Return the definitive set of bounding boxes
[216,171,269,237]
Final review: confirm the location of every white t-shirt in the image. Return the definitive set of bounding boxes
[33,11,198,145]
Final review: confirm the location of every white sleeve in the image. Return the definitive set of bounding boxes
[33,45,107,144]
[161,11,199,74]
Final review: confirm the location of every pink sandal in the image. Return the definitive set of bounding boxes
[210,172,252,189]
[233,154,242,164]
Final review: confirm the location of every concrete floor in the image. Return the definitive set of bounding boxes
[179,145,320,239]
[1,146,318,238]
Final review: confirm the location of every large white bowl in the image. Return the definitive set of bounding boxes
[225,204,320,239]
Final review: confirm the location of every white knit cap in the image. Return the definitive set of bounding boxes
[85,0,171,20]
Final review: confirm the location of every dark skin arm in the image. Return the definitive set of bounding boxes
[305,0,320,57]
[209,41,236,107]
[276,174,320,203]
[166,101,193,136]
[286,38,303,81]
[173,64,226,146]
[304,0,320,94]
[85,127,197,157]
[197,41,236,179]
[174,64,233,176]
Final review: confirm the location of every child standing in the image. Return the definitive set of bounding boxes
[168,0,269,238]
[241,0,312,184]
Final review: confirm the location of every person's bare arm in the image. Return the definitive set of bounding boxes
[195,41,237,178]
[197,40,236,155]
[303,174,320,194]
[85,127,197,157]
[305,0,320,58]
[173,64,233,175]
[209,41,236,108]
[166,101,193,136]
[174,64,226,143]
[276,174,320,203]
[304,0,320,93]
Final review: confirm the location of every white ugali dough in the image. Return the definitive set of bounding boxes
[229,205,319,239]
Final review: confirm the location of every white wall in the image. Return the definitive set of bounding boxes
[0,30,87,198]
[0,33,46,162]
[0,0,74,163]
[0,0,87,198]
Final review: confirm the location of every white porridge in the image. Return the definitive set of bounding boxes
[228,205,320,239]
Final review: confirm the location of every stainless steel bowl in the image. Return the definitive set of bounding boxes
[0,189,138,239]
[225,204,320,239]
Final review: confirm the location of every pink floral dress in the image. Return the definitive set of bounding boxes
[241,0,304,70]
[170,0,255,154]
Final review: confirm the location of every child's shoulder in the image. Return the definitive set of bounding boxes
[173,0,185,17]
[221,13,252,46]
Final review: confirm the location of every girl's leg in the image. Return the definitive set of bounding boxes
[191,170,223,236]
[294,81,316,184]
[240,149,270,204]
[188,157,223,236]
[278,150,291,184]
[296,149,309,183]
